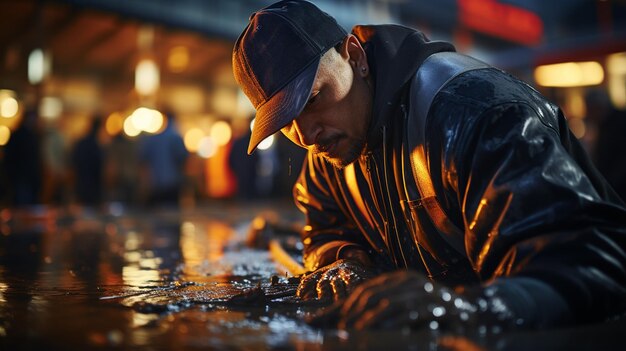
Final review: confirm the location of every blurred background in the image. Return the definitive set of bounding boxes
[1,0,625,211]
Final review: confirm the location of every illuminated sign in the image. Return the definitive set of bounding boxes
[458,0,543,46]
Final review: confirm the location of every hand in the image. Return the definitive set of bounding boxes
[308,270,517,332]
[297,259,377,303]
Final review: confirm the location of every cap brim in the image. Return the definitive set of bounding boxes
[247,58,320,154]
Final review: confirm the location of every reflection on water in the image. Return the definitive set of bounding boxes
[0,204,624,350]
[0,204,326,350]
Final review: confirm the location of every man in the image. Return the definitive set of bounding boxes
[233,0,626,331]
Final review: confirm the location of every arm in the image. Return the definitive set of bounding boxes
[294,152,374,271]
[443,100,626,327]
[294,152,378,301]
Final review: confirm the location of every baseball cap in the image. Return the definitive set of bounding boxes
[232,0,347,154]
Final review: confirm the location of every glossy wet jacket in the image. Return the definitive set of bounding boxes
[293,24,626,328]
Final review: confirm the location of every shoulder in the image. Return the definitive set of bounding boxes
[426,67,560,132]
[441,68,537,104]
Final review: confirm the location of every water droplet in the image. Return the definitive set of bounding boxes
[441,291,451,302]
[429,321,439,330]
[516,318,525,326]
[409,311,419,320]
[478,325,487,335]
[423,282,434,293]
[460,312,469,321]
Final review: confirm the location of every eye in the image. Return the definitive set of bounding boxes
[306,91,320,106]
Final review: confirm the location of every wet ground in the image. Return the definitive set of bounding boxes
[1,201,624,350]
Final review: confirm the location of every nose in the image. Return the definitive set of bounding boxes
[291,114,321,147]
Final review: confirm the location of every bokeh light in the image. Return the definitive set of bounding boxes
[143,110,163,134]
[210,121,232,146]
[126,107,164,135]
[0,96,18,118]
[0,125,11,145]
[39,96,63,120]
[105,112,124,136]
[257,135,274,150]
[130,107,153,131]
[123,115,141,137]
[184,128,205,152]
[168,46,189,73]
[135,59,160,95]
[198,136,217,158]
[535,61,604,87]
[28,48,51,84]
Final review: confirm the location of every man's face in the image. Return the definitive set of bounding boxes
[280,40,373,169]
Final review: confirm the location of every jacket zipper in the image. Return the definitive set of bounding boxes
[364,154,390,251]
[380,125,409,268]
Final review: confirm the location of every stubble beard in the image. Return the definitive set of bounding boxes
[324,136,366,169]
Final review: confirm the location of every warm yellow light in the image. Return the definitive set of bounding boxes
[534,61,604,87]
[168,46,189,73]
[105,112,124,136]
[130,107,151,131]
[607,52,626,109]
[39,96,63,120]
[135,59,160,95]
[0,125,10,145]
[198,136,217,158]
[257,135,275,150]
[127,107,164,134]
[249,118,255,131]
[143,110,164,134]
[123,116,141,137]
[0,96,18,118]
[210,121,232,146]
[568,89,586,119]
[607,52,626,75]
[184,128,205,152]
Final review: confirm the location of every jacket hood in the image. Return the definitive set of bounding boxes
[352,25,455,150]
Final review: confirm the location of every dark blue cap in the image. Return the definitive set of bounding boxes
[233,0,347,154]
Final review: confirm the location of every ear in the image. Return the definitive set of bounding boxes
[340,34,369,77]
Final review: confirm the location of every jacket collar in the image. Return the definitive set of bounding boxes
[352,25,455,151]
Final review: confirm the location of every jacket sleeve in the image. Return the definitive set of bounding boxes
[430,94,626,327]
[294,152,373,271]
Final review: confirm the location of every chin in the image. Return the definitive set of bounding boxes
[325,140,364,169]
[326,156,353,169]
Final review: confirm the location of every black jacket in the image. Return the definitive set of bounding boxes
[293,25,626,327]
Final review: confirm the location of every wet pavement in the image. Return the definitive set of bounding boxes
[1,201,624,350]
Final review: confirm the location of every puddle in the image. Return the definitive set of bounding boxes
[1,203,624,350]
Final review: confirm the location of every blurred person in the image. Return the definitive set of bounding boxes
[255,138,279,197]
[233,1,626,332]
[4,109,43,206]
[138,111,188,207]
[585,89,626,201]
[71,117,104,207]
[105,132,139,206]
[275,133,307,198]
[228,121,260,199]
[41,120,69,206]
